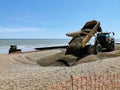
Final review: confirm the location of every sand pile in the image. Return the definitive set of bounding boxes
[0,46,120,89]
[37,45,120,66]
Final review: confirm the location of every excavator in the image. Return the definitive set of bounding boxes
[65,20,115,57]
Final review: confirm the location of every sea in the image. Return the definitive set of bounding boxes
[0,39,70,54]
[0,39,120,54]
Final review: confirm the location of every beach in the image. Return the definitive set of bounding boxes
[0,45,120,89]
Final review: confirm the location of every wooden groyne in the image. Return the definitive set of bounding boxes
[116,43,120,45]
[35,45,68,50]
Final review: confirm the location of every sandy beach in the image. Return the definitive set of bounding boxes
[0,45,120,90]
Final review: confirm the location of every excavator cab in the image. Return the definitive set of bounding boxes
[95,32,115,52]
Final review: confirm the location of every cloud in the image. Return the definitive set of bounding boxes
[0,27,46,33]
[8,15,32,22]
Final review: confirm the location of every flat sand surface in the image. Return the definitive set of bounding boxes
[0,45,120,90]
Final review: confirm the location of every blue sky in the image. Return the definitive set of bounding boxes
[0,0,120,39]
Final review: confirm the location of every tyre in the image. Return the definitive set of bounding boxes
[108,42,115,51]
[95,44,102,54]
[85,45,95,55]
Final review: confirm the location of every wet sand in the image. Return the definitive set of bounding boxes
[0,45,120,89]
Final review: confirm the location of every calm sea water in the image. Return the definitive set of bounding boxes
[0,39,70,54]
[0,39,120,54]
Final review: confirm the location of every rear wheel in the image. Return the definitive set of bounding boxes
[107,42,115,51]
[85,45,95,55]
[95,44,102,54]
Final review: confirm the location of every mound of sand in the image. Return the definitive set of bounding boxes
[37,45,120,66]
[37,51,65,66]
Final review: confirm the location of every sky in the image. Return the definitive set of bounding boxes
[0,0,120,39]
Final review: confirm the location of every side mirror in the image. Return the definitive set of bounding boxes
[112,32,115,36]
